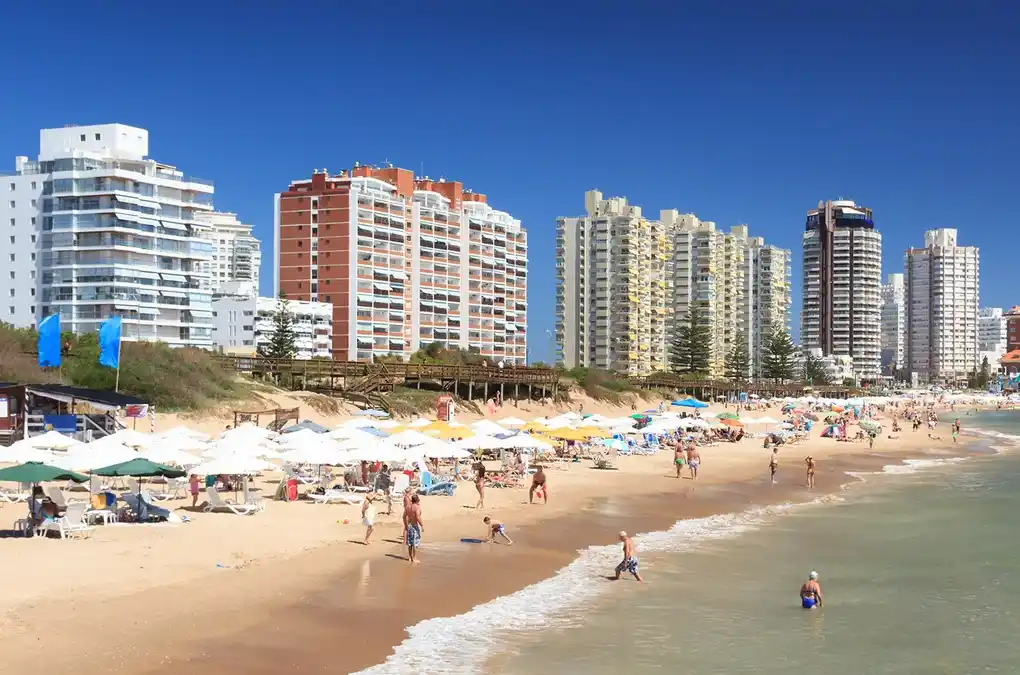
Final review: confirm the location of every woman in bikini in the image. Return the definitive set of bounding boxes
[805,455,816,489]
[474,460,486,509]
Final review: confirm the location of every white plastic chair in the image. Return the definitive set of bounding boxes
[203,487,260,515]
[38,503,94,539]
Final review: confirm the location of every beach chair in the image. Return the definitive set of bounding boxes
[390,473,410,499]
[284,466,319,486]
[45,486,85,510]
[307,490,364,505]
[151,478,184,502]
[37,502,94,539]
[203,487,260,515]
[0,489,28,504]
[417,472,455,497]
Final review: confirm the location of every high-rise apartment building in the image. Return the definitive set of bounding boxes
[746,237,792,377]
[801,199,882,380]
[556,192,789,377]
[0,124,216,347]
[274,166,527,364]
[196,211,261,293]
[880,273,907,377]
[978,307,1007,369]
[555,191,671,375]
[211,293,331,359]
[905,228,979,383]
[665,213,750,376]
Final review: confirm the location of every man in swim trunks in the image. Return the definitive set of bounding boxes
[805,455,816,489]
[687,446,700,480]
[403,494,424,564]
[529,465,547,504]
[769,448,779,485]
[613,530,643,582]
[674,445,685,478]
[800,571,823,609]
[483,516,514,545]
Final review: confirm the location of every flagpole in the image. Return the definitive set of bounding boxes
[114,329,123,393]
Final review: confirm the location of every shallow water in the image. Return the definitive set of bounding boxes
[357,411,1020,674]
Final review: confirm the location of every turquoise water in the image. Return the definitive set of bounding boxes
[359,412,1020,674]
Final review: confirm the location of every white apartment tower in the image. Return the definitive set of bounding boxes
[905,229,979,383]
[978,307,1007,367]
[555,191,671,375]
[195,211,261,293]
[746,238,792,377]
[665,213,750,377]
[802,199,882,379]
[880,273,907,377]
[1,124,216,347]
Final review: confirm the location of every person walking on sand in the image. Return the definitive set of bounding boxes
[800,571,823,609]
[674,444,685,478]
[189,473,201,508]
[483,516,514,545]
[529,465,547,504]
[687,446,700,480]
[769,448,779,485]
[805,456,816,489]
[613,531,643,582]
[374,463,393,515]
[474,460,486,509]
[403,494,424,564]
[361,491,378,545]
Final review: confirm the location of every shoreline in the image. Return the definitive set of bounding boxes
[0,426,998,675]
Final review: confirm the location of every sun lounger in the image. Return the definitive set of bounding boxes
[417,473,456,497]
[45,486,85,510]
[37,502,94,539]
[150,478,184,502]
[307,490,364,505]
[203,487,260,515]
[284,466,319,486]
[120,492,172,522]
[390,473,410,499]
[0,489,28,504]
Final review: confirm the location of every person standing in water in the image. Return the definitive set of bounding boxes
[800,571,823,609]
[613,531,643,582]
[674,444,685,478]
[403,494,424,564]
[769,448,779,485]
[483,516,514,545]
[805,456,816,489]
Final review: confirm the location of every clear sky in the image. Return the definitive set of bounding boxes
[2,2,1017,363]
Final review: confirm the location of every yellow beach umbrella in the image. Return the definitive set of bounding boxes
[574,426,610,438]
[544,428,590,442]
[521,421,550,433]
[422,421,474,440]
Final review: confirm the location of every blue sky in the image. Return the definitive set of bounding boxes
[2,2,1017,363]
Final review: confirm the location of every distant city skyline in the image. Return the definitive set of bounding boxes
[1,4,1018,363]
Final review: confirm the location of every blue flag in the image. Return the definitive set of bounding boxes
[37,314,61,368]
[98,316,123,369]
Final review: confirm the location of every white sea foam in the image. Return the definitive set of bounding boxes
[848,456,969,479]
[967,427,1020,445]
[355,500,832,675]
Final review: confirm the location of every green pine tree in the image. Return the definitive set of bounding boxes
[669,304,711,375]
[259,295,297,360]
[802,350,830,386]
[762,323,797,382]
[725,334,751,381]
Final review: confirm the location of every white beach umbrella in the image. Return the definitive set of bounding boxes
[202,440,281,460]
[138,441,204,467]
[498,416,526,427]
[191,455,275,476]
[500,434,554,451]
[61,443,138,471]
[471,420,509,436]
[276,428,330,448]
[332,428,387,448]
[343,440,412,463]
[279,443,351,466]
[26,430,79,451]
[220,423,277,444]
[423,445,472,459]
[455,434,506,451]
[386,429,437,447]
[374,419,401,429]
[157,425,210,442]
[0,440,60,465]
[105,428,155,449]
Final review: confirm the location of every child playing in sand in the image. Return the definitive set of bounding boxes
[483,516,513,545]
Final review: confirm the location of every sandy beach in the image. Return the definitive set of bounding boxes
[0,394,990,674]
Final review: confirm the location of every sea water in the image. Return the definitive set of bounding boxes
[360,412,1020,674]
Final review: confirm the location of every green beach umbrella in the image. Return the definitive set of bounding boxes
[716,412,740,421]
[859,420,881,432]
[0,462,88,484]
[92,458,185,479]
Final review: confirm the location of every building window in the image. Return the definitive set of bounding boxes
[30,253,35,262]
[29,271,34,280]
[9,201,14,208]
[8,254,13,262]
[8,218,13,227]
[30,199,36,208]
[95,133,101,141]
[30,288,35,297]
[8,183,13,192]
[30,234,35,243]
[8,289,13,297]
[30,305,35,314]
[30,217,35,226]
[30,182,36,190]
[8,236,13,245]
[80,134,86,142]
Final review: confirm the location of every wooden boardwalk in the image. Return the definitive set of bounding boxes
[630,373,860,399]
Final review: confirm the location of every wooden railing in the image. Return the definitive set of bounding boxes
[217,357,562,386]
